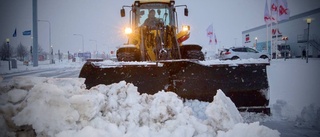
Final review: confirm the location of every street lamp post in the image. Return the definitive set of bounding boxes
[38,19,53,64]
[103,43,109,59]
[6,38,10,70]
[282,36,288,61]
[73,34,84,52]
[73,34,84,61]
[90,39,97,58]
[255,37,258,49]
[306,18,312,63]
[51,45,54,63]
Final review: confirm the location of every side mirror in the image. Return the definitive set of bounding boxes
[184,8,188,16]
[157,9,161,15]
[120,9,125,17]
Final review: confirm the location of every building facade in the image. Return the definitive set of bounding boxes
[242,8,320,58]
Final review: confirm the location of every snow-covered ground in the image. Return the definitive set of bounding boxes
[0,58,320,137]
[0,58,84,75]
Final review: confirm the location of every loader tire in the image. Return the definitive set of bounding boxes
[185,50,205,61]
[117,52,138,61]
[116,47,141,61]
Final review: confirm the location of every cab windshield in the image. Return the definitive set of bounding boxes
[135,3,172,27]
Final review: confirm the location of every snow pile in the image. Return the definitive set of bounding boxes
[205,90,243,131]
[94,60,160,68]
[0,77,279,137]
[93,59,270,68]
[7,89,28,104]
[184,100,209,120]
[267,59,320,119]
[200,58,270,66]
[217,122,280,137]
[12,83,81,136]
[271,100,298,120]
[295,104,320,130]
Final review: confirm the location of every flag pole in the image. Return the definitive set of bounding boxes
[271,0,274,59]
[264,0,271,59]
[275,0,279,59]
[266,24,269,55]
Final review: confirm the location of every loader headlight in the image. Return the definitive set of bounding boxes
[125,27,132,34]
[182,25,190,31]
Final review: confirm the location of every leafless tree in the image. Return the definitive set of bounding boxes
[30,44,46,54]
[0,42,13,60]
[16,43,28,61]
[38,45,44,54]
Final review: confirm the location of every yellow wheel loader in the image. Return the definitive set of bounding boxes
[79,0,270,114]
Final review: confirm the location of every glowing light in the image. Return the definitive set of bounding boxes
[182,25,190,31]
[125,27,132,34]
[306,18,312,24]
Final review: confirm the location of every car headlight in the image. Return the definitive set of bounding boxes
[125,27,132,35]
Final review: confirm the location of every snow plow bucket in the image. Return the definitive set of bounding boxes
[79,60,270,114]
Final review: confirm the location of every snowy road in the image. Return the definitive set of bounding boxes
[0,60,83,83]
[37,67,81,78]
[2,68,80,81]
[1,67,80,82]
[262,120,320,137]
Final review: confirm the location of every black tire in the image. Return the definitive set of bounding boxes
[260,55,269,59]
[231,56,239,60]
[116,47,141,61]
[117,52,138,61]
[185,50,205,61]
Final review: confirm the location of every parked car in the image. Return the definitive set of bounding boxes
[219,47,270,60]
[275,45,291,59]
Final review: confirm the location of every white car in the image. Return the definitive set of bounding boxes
[219,47,270,60]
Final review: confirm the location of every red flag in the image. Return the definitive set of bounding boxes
[270,0,278,23]
[278,0,290,21]
[214,33,217,45]
[207,24,213,45]
[206,24,213,37]
[206,24,217,45]
[264,0,271,24]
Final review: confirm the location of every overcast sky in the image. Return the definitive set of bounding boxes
[0,0,319,54]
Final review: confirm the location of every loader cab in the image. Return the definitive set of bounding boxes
[134,4,173,28]
[120,1,188,30]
